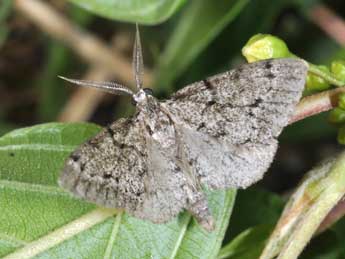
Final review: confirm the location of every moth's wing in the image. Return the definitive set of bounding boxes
[59,116,187,224]
[163,58,308,189]
[175,124,277,189]
[59,117,146,213]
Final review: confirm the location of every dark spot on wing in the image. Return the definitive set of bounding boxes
[213,77,220,85]
[266,72,276,79]
[197,122,206,131]
[9,152,15,157]
[146,125,153,135]
[232,67,244,81]
[232,72,240,80]
[214,131,226,138]
[106,125,114,137]
[249,98,263,108]
[71,153,81,162]
[202,79,213,90]
[207,100,216,106]
[265,61,272,69]
[103,172,112,179]
[88,138,101,148]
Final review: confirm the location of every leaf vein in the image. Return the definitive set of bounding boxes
[0,180,70,197]
[168,214,192,259]
[0,233,27,247]
[103,212,123,259]
[2,208,115,259]
[0,144,75,152]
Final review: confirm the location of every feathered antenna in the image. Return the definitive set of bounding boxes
[59,25,146,96]
[133,23,144,90]
[58,76,134,96]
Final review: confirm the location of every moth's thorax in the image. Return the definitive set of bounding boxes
[136,95,176,149]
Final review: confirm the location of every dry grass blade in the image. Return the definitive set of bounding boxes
[14,0,152,88]
[14,0,153,122]
[309,4,345,46]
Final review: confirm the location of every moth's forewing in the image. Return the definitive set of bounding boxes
[163,58,308,188]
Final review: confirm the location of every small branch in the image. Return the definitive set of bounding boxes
[289,87,345,124]
[309,4,345,46]
[14,0,153,121]
[14,0,153,89]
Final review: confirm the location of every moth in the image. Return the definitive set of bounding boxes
[59,26,308,231]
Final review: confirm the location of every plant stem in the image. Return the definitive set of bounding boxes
[308,63,344,87]
[290,87,345,124]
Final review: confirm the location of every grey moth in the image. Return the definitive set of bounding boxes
[59,27,308,231]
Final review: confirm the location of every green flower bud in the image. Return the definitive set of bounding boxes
[331,60,345,82]
[242,34,292,63]
[338,93,345,110]
[337,126,345,145]
[306,65,331,92]
[329,107,345,124]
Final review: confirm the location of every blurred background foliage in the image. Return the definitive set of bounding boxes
[1,0,345,258]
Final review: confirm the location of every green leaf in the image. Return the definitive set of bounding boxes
[0,0,11,22]
[155,0,250,89]
[218,224,273,259]
[0,123,236,258]
[0,0,12,47]
[227,188,284,240]
[0,123,100,257]
[68,0,187,25]
[0,122,16,137]
[37,42,70,121]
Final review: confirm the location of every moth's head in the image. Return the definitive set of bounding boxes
[132,88,157,110]
[132,88,154,105]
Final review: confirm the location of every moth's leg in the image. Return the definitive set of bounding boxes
[186,191,215,231]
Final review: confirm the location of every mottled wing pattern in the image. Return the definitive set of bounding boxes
[163,58,308,189]
[59,117,146,212]
[59,116,187,223]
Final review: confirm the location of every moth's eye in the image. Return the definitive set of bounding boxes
[131,97,137,106]
[143,88,154,96]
